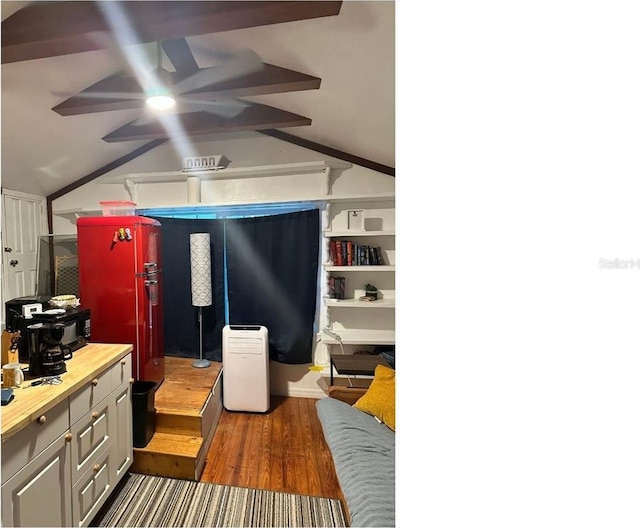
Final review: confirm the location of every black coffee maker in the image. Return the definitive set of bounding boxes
[27,323,71,377]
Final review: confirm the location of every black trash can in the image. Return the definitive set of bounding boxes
[131,381,157,448]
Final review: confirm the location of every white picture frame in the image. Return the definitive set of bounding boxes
[347,209,365,231]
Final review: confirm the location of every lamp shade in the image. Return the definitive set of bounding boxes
[190,233,212,307]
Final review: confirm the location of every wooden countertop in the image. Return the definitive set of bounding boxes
[1,343,133,441]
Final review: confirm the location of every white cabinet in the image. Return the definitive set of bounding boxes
[68,354,133,527]
[1,427,73,527]
[110,355,133,485]
[321,197,395,372]
[111,386,133,483]
[0,351,133,528]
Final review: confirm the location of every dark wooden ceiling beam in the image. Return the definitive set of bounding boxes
[260,129,395,176]
[52,64,321,116]
[102,104,312,143]
[1,1,343,64]
[191,63,321,98]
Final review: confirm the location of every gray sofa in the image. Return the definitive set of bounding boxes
[316,396,395,527]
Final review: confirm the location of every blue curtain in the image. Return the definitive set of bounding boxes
[225,209,320,364]
[150,209,320,364]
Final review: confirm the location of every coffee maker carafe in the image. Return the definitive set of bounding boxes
[27,323,71,377]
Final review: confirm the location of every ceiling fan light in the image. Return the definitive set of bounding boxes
[146,94,176,110]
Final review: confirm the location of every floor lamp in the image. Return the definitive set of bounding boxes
[190,233,212,368]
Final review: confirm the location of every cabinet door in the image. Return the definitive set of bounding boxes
[111,382,133,485]
[1,433,72,527]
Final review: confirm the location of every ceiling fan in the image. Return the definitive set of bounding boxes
[54,40,265,122]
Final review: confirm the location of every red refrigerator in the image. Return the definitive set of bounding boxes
[77,215,164,384]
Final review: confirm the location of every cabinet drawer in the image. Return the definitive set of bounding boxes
[1,400,70,482]
[69,367,112,425]
[111,353,132,389]
[70,397,111,485]
[72,446,112,528]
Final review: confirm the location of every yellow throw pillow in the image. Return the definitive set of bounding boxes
[353,364,395,431]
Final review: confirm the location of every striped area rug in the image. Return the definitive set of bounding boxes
[92,473,347,527]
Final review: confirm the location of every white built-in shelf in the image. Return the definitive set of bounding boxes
[321,329,395,345]
[53,208,101,222]
[324,265,395,272]
[323,230,395,237]
[100,160,352,184]
[325,298,395,308]
[53,160,394,221]
[324,192,395,203]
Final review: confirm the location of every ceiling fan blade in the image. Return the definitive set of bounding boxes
[178,95,247,107]
[177,97,249,118]
[127,98,248,127]
[53,90,147,101]
[84,31,156,78]
[173,48,264,95]
[129,114,158,127]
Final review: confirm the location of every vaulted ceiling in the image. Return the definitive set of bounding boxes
[1,1,395,197]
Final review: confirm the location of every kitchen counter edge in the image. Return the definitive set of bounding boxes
[1,343,133,441]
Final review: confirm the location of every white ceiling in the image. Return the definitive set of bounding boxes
[0,1,395,198]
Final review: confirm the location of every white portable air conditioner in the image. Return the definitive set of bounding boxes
[222,325,270,412]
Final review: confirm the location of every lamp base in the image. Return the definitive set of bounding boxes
[192,358,211,368]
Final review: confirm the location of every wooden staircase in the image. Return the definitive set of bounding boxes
[130,357,223,481]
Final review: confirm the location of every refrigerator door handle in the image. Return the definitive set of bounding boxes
[144,279,158,366]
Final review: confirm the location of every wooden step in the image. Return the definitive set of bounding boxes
[131,357,223,481]
[131,432,204,481]
[155,384,212,436]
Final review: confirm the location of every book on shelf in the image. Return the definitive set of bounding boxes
[329,240,338,265]
[371,246,379,265]
[328,239,387,267]
[336,240,344,266]
[328,276,346,299]
[371,246,385,265]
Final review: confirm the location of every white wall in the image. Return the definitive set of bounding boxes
[52,133,393,232]
[51,133,394,398]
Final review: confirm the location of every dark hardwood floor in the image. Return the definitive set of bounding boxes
[200,395,346,505]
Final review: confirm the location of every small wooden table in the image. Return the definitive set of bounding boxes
[330,353,389,386]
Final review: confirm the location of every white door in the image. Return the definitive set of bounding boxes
[1,190,46,315]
